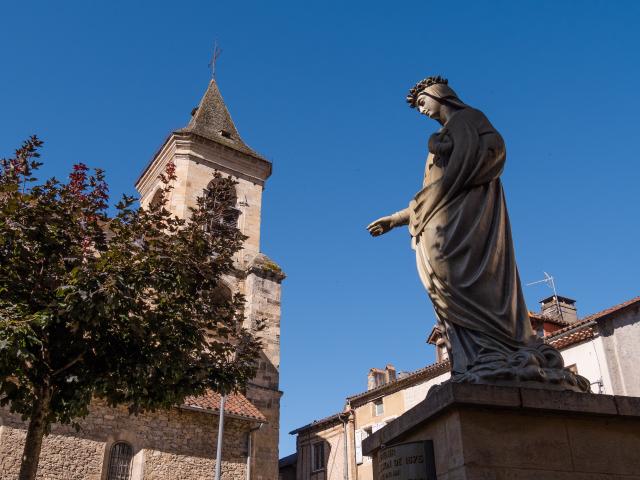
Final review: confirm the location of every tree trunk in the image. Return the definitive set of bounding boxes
[18,385,51,480]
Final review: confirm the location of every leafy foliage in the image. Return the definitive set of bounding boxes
[0,137,261,434]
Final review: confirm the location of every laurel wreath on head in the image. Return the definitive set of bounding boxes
[406,76,448,108]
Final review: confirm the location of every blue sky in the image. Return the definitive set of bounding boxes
[2,0,639,456]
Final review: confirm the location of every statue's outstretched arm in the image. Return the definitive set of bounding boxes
[367,208,410,237]
[390,208,410,226]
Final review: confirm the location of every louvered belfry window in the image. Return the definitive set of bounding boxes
[106,442,133,480]
[206,177,239,230]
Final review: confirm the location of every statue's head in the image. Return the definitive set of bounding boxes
[406,76,466,120]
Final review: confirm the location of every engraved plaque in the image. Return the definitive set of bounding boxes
[377,441,436,480]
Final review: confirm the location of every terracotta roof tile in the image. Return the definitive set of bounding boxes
[544,295,640,342]
[544,318,594,340]
[535,295,640,350]
[182,391,266,422]
[549,327,595,349]
[581,296,640,323]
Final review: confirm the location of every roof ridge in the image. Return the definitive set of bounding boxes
[346,360,450,402]
[545,318,594,340]
[546,295,640,340]
[289,412,345,435]
[580,295,640,323]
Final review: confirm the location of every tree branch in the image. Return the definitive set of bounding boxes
[51,354,83,377]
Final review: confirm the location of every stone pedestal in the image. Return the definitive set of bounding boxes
[362,382,640,479]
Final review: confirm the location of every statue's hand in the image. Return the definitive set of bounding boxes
[428,131,453,156]
[367,216,394,237]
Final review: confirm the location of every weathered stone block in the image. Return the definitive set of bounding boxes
[364,383,640,480]
[520,387,617,415]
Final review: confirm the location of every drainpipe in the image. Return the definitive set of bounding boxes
[338,410,352,480]
[347,402,357,480]
[215,395,226,480]
[246,422,264,480]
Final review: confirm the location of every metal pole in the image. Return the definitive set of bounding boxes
[246,430,251,480]
[343,420,349,480]
[339,412,350,480]
[215,395,226,480]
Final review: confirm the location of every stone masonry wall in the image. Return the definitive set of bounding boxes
[0,399,251,480]
[244,269,283,480]
[0,425,105,479]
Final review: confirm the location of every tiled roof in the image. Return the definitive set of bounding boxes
[549,327,595,349]
[545,295,640,343]
[528,311,573,327]
[182,391,266,422]
[292,360,452,434]
[429,312,573,345]
[582,296,640,323]
[528,312,546,322]
[346,360,451,405]
[135,79,270,188]
[544,317,595,341]
[176,79,267,162]
[289,412,346,435]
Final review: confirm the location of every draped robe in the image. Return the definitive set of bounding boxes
[409,107,537,377]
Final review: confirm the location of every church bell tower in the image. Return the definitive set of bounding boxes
[135,79,284,480]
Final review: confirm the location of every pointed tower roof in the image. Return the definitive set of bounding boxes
[136,78,271,192]
[176,79,266,161]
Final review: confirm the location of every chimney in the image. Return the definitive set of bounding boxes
[367,368,385,390]
[367,365,396,391]
[385,365,396,383]
[540,295,578,323]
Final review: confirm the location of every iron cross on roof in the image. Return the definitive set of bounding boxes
[208,41,222,79]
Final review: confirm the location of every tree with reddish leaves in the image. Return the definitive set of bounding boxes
[0,137,261,480]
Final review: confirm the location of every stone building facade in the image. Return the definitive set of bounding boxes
[1,395,264,480]
[0,78,284,479]
[286,295,640,480]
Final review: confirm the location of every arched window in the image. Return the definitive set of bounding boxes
[205,176,240,229]
[106,442,133,480]
[149,188,164,210]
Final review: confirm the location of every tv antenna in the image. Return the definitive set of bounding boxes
[208,40,223,79]
[526,272,564,320]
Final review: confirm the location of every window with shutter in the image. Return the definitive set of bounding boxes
[361,427,373,464]
[106,442,133,480]
[311,442,325,472]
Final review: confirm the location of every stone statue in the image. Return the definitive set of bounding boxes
[367,76,589,392]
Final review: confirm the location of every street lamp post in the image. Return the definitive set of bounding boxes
[214,395,226,480]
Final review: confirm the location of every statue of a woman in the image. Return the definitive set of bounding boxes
[368,76,589,392]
